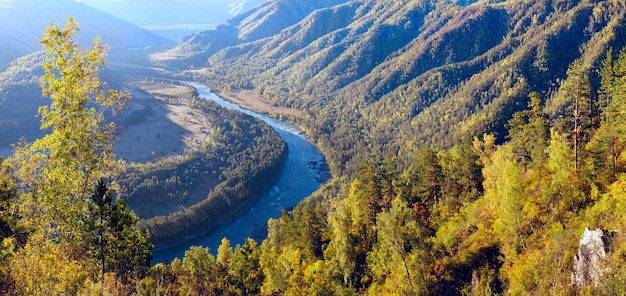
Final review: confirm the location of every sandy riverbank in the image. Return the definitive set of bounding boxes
[215,87,305,119]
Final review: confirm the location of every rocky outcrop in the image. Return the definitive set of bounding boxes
[571,227,616,290]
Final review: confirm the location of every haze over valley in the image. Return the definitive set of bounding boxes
[76,0,267,41]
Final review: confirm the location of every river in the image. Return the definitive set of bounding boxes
[151,82,329,263]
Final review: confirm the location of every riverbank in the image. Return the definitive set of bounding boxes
[214,87,304,119]
[0,81,207,163]
[150,83,328,263]
[150,173,282,252]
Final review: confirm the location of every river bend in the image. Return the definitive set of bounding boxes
[151,82,328,263]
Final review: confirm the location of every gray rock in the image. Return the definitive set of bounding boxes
[571,227,615,290]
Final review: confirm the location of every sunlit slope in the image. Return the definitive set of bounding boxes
[172,0,626,174]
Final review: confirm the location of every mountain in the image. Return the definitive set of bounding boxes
[150,0,351,68]
[0,0,171,152]
[0,0,169,70]
[153,1,626,294]
[77,0,268,41]
[0,52,44,156]
[174,0,626,175]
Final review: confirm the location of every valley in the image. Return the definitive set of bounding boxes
[151,82,328,263]
[3,0,626,294]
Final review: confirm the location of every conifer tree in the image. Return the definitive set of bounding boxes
[598,48,615,110]
[229,239,263,295]
[557,60,594,172]
[506,92,549,173]
[588,48,626,186]
[84,180,153,282]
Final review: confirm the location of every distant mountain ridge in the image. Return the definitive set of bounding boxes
[170,0,626,175]
[0,0,170,151]
[0,0,168,70]
[77,0,268,41]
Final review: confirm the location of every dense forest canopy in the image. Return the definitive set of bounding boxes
[190,0,626,176]
[3,0,626,294]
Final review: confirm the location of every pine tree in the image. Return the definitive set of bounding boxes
[588,48,626,186]
[506,92,549,173]
[229,239,263,295]
[598,48,615,111]
[84,180,153,282]
[526,92,550,172]
[557,60,594,172]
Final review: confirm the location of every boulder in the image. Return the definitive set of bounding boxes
[571,227,616,290]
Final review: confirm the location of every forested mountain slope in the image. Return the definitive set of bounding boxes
[0,52,129,153]
[0,53,44,152]
[151,0,351,68]
[150,0,626,294]
[184,0,626,175]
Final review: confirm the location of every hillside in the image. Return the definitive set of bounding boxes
[0,0,169,71]
[0,0,174,153]
[0,53,44,156]
[146,0,626,294]
[0,52,146,155]
[150,0,350,68]
[0,0,171,149]
[181,0,626,176]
